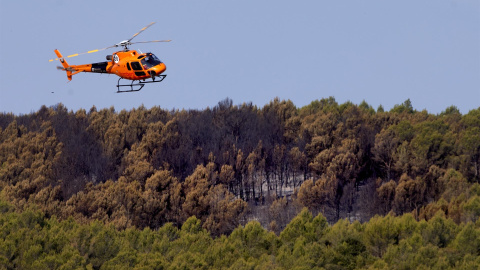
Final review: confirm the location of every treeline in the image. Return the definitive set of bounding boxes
[0,98,479,233]
[1,202,479,269]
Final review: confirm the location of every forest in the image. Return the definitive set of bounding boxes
[0,97,479,268]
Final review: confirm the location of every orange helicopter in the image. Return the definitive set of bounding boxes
[50,22,171,92]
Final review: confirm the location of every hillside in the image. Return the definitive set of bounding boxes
[0,97,479,267]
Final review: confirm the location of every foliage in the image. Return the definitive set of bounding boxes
[1,99,480,267]
[0,203,478,269]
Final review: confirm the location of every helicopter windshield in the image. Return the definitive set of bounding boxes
[141,54,162,69]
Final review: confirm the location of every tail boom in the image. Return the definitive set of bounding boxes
[55,49,96,81]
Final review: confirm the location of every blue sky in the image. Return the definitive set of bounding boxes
[0,0,479,115]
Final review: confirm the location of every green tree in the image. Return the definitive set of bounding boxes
[363,214,400,257]
[390,99,415,114]
[464,195,480,222]
[421,211,457,248]
[453,222,480,256]
[280,208,328,246]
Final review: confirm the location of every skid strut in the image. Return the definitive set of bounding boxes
[116,75,166,93]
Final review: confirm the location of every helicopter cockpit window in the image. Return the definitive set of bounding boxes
[141,54,162,69]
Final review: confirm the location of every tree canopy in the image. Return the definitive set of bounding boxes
[1,97,479,268]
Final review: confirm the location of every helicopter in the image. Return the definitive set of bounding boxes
[50,22,171,93]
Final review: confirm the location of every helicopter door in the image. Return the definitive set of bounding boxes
[130,61,146,76]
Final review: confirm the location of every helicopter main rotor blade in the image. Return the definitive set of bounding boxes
[127,22,156,42]
[129,40,172,45]
[49,22,168,62]
[48,45,116,62]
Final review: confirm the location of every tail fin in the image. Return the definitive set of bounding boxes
[54,49,73,81]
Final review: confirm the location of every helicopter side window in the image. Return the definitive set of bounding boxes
[130,62,143,71]
[127,62,131,70]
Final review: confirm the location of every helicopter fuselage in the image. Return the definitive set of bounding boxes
[56,49,166,81]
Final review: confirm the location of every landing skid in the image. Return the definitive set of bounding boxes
[116,75,166,93]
